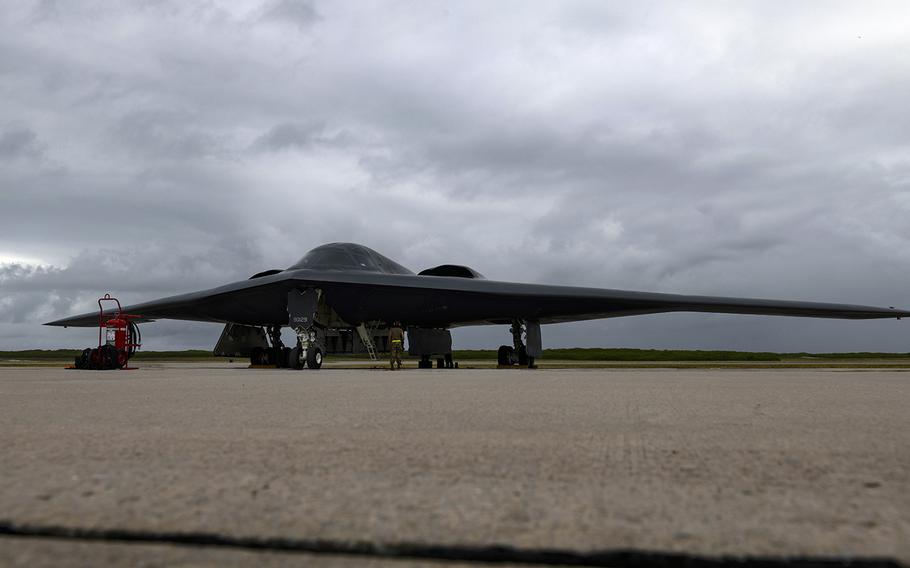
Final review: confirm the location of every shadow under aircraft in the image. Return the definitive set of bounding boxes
[47,242,910,369]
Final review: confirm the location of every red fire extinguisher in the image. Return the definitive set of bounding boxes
[104,316,129,366]
[105,316,127,350]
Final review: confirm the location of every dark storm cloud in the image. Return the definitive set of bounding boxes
[258,0,321,30]
[251,120,326,152]
[112,109,226,160]
[1,1,909,351]
[0,125,43,160]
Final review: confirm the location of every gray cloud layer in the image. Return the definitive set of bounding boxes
[2,1,909,351]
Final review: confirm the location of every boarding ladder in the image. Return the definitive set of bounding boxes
[356,323,379,361]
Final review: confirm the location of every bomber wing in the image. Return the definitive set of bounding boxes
[45,268,910,328]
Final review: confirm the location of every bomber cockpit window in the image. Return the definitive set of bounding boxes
[292,247,363,271]
[347,246,375,270]
[288,243,414,274]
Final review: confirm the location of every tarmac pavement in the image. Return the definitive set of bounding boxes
[0,365,907,566]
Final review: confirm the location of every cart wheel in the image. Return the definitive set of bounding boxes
[100,344,120,370]
[75,348,92,369]
[89,348,101,370]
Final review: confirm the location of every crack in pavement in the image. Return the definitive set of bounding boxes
[0,520,903,568]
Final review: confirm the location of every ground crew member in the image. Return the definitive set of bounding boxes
[389,321,405,370]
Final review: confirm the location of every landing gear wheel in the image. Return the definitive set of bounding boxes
[517,345,529,366]
[250,346,264,366]
[289,346,304,369]
[497,345,516,366]
[306,347,323,369]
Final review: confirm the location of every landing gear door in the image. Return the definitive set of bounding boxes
[525,321,542,358]
[213,323,269,357]
[288,288,320,328]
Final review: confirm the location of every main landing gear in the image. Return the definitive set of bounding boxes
[408,327,456,369]
[249,325,294,367]
[497,319,539,368]
[416,353,455,369]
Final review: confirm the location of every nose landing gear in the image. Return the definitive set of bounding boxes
[287,329,323,370]
[288,288,325,370]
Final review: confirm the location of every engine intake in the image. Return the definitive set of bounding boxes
[249,269,283,279]
[418,265,485,279]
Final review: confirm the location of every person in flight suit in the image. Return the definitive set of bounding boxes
[389,321,405,370]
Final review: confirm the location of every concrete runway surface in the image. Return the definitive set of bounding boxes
[0,365,907,567]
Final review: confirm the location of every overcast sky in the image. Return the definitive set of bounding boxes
[2,1,910,352]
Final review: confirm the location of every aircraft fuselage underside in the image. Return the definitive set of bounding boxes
[211,285,539,369]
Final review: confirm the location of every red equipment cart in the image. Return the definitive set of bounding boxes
[73,294,142,370]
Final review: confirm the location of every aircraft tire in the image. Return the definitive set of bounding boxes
[497,345,515,366]
[517,345,528,366]
[306,347,323,369]
[289,346,305,369]
[250,346,263,366]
